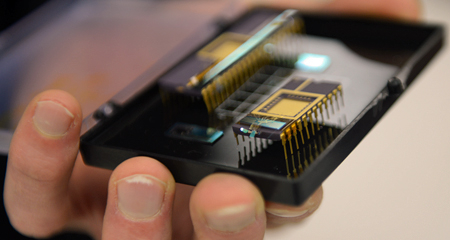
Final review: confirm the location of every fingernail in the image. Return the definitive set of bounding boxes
[266,197,316,218]
[33,100,74,137]
[204,203,257,232]
[266,208,309,218]
[117,174,166,220]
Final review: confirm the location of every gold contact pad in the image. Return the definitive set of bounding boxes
[251,89,325,119]
[197,32,250,60]
[268,99,309,116]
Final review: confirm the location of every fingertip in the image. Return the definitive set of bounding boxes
[8,89,82,182]
[190,173,266,239]
[110,157,175,188]
[265,186,323,227]
[109,156,176,221]
[103,157,175,240]
[21,89,82,140]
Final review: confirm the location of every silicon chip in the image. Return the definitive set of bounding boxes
[158,10,303,112]
[166,123,223,145]
[232,77,342,142]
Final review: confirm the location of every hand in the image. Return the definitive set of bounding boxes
[4,1,420,239]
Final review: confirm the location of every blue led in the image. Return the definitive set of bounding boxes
[295,53,331,73]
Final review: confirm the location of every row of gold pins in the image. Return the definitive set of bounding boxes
[234,86,343,146]
[202,19,302,112]
[285,127,337,179]
[234,89,342,145]
[280,89,343,164]
[202,50,268,112]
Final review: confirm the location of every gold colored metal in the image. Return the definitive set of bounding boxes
[296,121,305,144]
[302,116,310,139]
[291,125,299,149]
[323,98,330,119]
[313,106,320,130]
[318,102,325,125]
[201,88,212,112]
[308,111,315,135]
[332,89,339,111]
[281,133,290,178]
[328,93,335,114]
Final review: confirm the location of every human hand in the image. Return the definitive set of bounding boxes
[4,90,322,239]
[4,0,420,239]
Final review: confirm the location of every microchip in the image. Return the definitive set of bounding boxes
[232,77,342,158]
[166,123,223,145]
[197,32,250,61]
[158,10,303,111]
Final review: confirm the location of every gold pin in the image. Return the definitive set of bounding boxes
[317,134,324,153]
[208,86,215,110]
[328,93,335,114]
[242,134,245,142]
[237,64,245,86]
[218,83,226,104]
[227,80,234,100]
[323,98,330,119]
[219,77,228,100]
[323,129,330,148]
[213,82,221,104]
[328,127,333,143]
[281,133,290,178]
[233,64,243,86]
[308,144,314,164]
[318,102,325,125]
[202,88,212,112]
[291,125,299,149]
[302,115,310,139]
[234,133,239,145]
[296,120,305,144]
[307,111,315,135]
[286,129,294,155]
[302,146,308,168]
[297,151,303,174]
[313,106,320,130]
[338,85,344,107]
[221,76,230,98]
[206,85,215,110]
[333,89,339,111]
[313,139,319,158]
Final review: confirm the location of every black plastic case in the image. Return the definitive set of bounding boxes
[80,9,444,205]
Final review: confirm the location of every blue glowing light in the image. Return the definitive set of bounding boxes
[295,53,331,72]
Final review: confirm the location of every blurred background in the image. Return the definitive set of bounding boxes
[0,0,449,239]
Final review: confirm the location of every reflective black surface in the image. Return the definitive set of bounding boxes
[81,9,444,205]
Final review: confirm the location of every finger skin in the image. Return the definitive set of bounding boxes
[4,90,82,238]
[102,157,176,240]
[245,0,421,21]
[190,174,266,240]
[172,183,195,240]
[265,186,323,227]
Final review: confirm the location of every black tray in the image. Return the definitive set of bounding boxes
[80,9,444,205]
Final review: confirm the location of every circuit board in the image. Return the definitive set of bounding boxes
[80,8,443,205]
